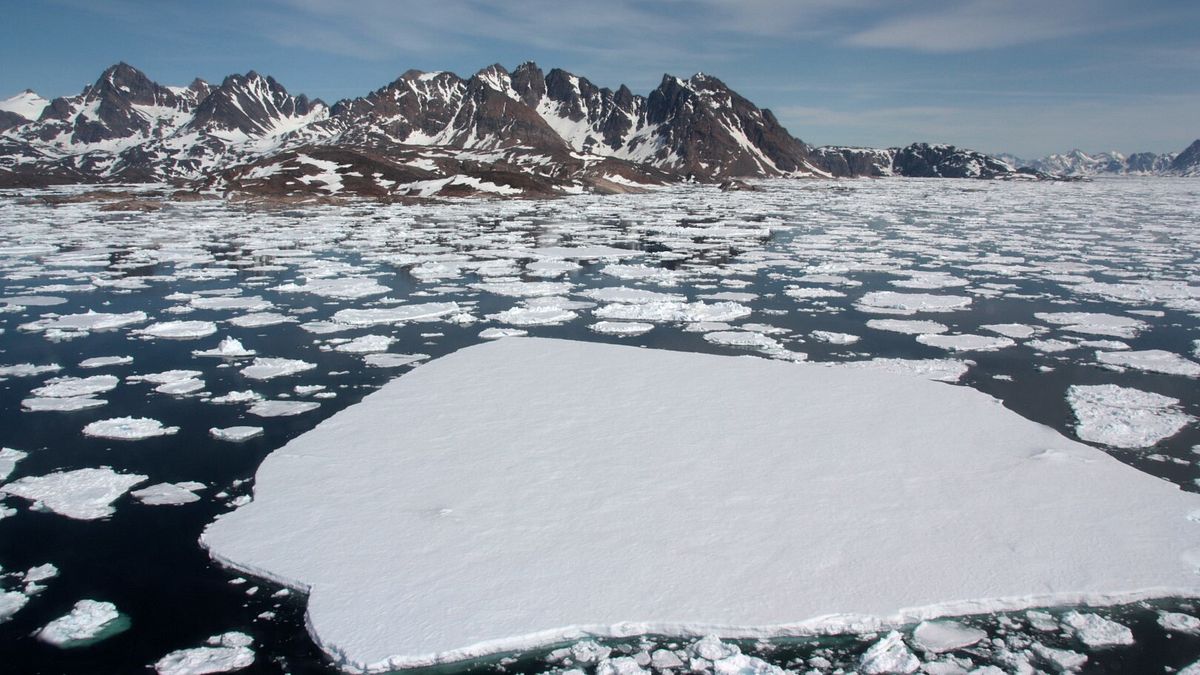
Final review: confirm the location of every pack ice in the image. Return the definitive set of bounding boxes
[202,338,1200,672]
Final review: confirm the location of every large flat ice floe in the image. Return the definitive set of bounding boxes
[201,338,1200,672]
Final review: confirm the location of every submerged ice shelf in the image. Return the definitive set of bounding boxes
[203,338,1200,672]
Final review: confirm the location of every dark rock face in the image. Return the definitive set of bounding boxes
[813,147,895,177]
[891,143,1017,178]
[0,111,27,133]
[1169,139,1200,175]
[189,72,322,136]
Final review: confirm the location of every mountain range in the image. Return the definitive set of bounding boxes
[0,62,1194,200]
[998,145,1200,177]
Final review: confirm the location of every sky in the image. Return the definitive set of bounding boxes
[1,0,1197,158]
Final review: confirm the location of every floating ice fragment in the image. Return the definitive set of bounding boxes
[37,600,128,647]
[137,320,218,339]
[1030,642,1087,672]
[980,324,1040,339]
[273,277,389,300]
[859,631,919,674]
[1061,611,1133,647]
[333,335,395,354]
[194,338,256,359]
[589,321,654,336]
[22,396,107,412]
[1034,312,1146,339]
[0,448,27,481]
[247,401,320,417]
[154,631,255,675]
[211,427,264,442]
[1067,384,1192,448]
[363,353,428,368]
[0,591,28,623]
[79,356,134,369]
[857,292,971,315]
[83,417,179,440]
[703,331,781,350]
[1158,611,1200,634]
[240,358,316,380]
[916,334,1015,352]
[0,363,62,378]
[911,620,986,654]
[208,391,264,405]
[132,482,206,506]
[810,331,860,345]
[594,300,750,323]
[0,467,147,519]
[486,306,577,326]
[867,319,949,335]
[479,328,527,340]
[32,375,119,398]
[1095,349,1200,377]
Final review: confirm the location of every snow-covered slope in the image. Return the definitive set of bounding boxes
[0,89,49,123]
[1013,142,1198,177]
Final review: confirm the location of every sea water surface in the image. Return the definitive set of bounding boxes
[0,177,1198,673]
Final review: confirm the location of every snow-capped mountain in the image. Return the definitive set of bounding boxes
[816,143,1038,179]
[0,61,1080,198]
[1008,141,1199,177]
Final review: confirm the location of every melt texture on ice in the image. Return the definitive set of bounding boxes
[37,599,127,647]
[202,338,1200,672]
[1067,384,1192,449]
[155,632,255,675]
[1,467,147,519]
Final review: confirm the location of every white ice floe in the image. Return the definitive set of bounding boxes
[1027,338,1079,353]
[203,338,1200,672]
[1158,611,1200,634]
[1,467,147,519]
[856,292,971,315]
[1061,611,1134,647]
[190,296,273,312]
[601,263,681,285]
[785,287,846,300]
[83,417,180,440]
[240,358,316,380]
[577,287,685,304]
[890,271,969,290]
[330,302,460,327]
[479,328,527,340]
[273,277,388,300]
[980,323,1041,339]
[810,330,860,345]
[1067,384,1192,449]
[0,363,62,378]
[916,334,1016,352]
[20,310,147,334]
[0,448,27,481]
[210,427,264,442]
[22,396,107,412]
[1034,312,1147,339]
[867,319,949,335]
[132,482,206,506]
[31,375,119,398]
[911,620,986,654]
[1031,642,1087,672]
[363,353,428,368]
[594,300,750,323]
[703,330,781,350]
[1,591,28,623]
[228,312,294,328]
[137,320,218,340]
[208,391,263,405]
[37,599,127,647]
[486,306,577,326]
[154,631,255,675]
[1095,349,1200,377]
[859,631,920,674]
[193,338,256,359]
[247,401,320,417]
[333,335,395,354]
[589,321,654,336]
[79,356,134,369]
[470,281,573,297]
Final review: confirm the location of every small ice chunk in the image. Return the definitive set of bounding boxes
[79,356,134,369]
[22,396,107,412]
[703,330,781,350]
[0,363,62,378]
[1067,384,1192,448]
[247,401,320,417]
[229,312,293,328]
[0,448,28,481]
[137,320,218,339]
[0,467,147,519]
[1031,642,1087,672]
[37,600,128,647]
[860,631,920,674]
[132,482,206,506]
[594,300,750,323]
[1158,611,1200,634]
[1095,349,1200,377]
[0,591,28,623]
[857,291,971,314]
[916,333,1015,352]
[208,390,263,405]
[981,324,1040,339]
[273,277,389,300]
[154,631,255,674]
[31,375,119,398]
[810,330,860,345]
[193,338,256,359]
[590,321,654,336]
[577,287,685,304]
[1061,611,1134,647]
[240,358,316,380]
[334,335,395,354]
[912,620,986,654]
[867,319,949,335]
[210,427,264,442]
[479,328,527,340]
[486,306,577,326]
[363,353,428,368]
[785,287,846,299]
[156,379,205,396]
[83,417,179,440]
[24,563,58,583]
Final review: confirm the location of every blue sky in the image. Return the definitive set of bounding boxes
[2,0,1197,157]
